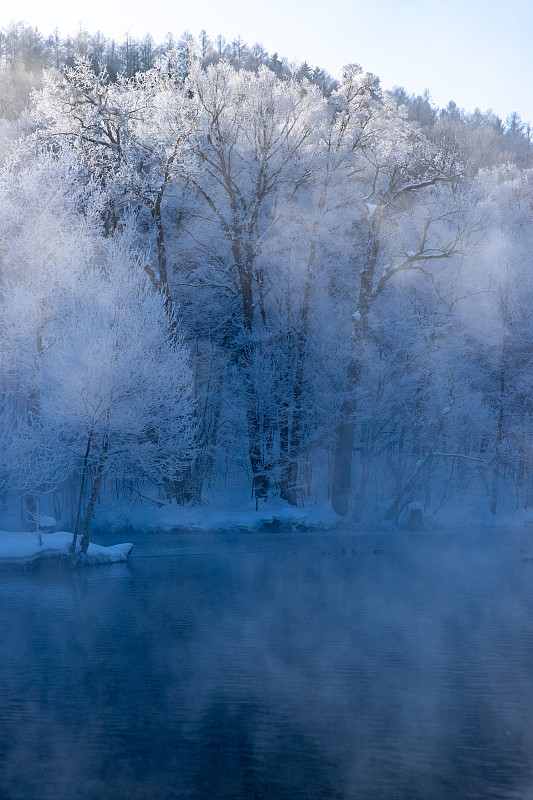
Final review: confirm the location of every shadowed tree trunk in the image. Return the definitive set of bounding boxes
[80,438,109,556]
[332,217,378,516]
[70,430,93,556]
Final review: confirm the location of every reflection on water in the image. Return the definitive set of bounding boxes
[1,529,533,799]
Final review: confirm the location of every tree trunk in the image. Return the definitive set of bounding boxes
[80,460,106,556]
[331,356,362,516]
[70,431,93,556]
[239,265,270,502]
[245,399,268,502]
[26,493,37,530]
[386,451,434,525]
[280,241,316,506]
[80,437,109,556]
[331,415,356,517]
[279,401,291,503]
[331,216,379,517]
[153,201,168,288]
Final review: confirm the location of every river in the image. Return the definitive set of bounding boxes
[1,528,533,799]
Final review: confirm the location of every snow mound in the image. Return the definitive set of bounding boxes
[0,531,133,565]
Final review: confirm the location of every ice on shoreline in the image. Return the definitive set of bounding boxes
[0,531,133,565]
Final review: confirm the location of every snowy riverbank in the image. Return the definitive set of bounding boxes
[91,495,533,537]
[0,531,133,565]
[2,496,533,566]
[92,498,343,535]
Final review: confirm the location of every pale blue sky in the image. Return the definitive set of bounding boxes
[3,0,532,123]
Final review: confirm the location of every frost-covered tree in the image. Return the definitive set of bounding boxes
[33,58,194,299]
[0,153,195,547]
[469,165,533,513]
[38,233,195,553]
[5,46,533,527]
[328,69,477,516]
[178,60,325,501]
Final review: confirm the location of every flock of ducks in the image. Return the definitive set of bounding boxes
[320,547,386,557]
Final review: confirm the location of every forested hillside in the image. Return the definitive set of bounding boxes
[1,24,532,532]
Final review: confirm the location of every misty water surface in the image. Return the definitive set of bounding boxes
[1,528,533,799]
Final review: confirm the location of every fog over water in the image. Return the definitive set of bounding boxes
[1,529,533,799]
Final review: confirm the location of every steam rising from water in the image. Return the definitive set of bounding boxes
[1,529,533,799]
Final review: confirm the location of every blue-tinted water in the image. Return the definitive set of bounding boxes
[1,528,533,799]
